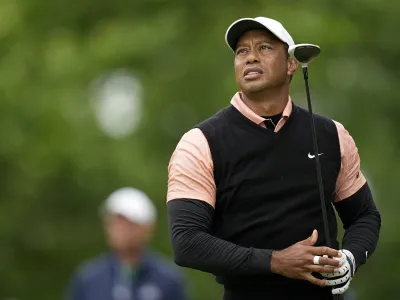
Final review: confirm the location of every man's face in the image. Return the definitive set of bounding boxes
[105,214,153,251]
[234,29,296,94]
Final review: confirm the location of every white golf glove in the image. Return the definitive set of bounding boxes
[320,249,356,295]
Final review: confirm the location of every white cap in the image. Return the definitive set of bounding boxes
[225,17,295,52]
[103,187,157,225]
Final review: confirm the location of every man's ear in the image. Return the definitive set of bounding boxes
[287,57,298,76]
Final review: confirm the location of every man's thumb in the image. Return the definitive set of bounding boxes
[299,229,318,245]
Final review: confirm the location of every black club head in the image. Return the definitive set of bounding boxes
[288,43,321,67]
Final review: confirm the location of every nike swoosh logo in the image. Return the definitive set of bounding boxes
[308,152,324,159]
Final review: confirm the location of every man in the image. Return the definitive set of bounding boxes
[65,187,189,300]
[166,16,381,300]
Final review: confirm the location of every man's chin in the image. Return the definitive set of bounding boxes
[241,80,285,94]
[241,83,268,94]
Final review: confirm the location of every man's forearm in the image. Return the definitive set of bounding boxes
[334,183,381,270]
[167,199,272,275]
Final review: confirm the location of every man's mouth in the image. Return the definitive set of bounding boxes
[243,67,263,80]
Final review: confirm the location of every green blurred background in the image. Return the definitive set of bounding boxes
[0,0,397,299]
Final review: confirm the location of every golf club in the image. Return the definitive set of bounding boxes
[289,44,341,299]
[288,44,332,251]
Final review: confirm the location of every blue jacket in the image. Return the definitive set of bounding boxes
[65,251,189,300]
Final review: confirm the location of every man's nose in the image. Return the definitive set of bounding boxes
[246,49,259,64]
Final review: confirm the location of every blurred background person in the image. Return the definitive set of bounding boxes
[64,187,189,300]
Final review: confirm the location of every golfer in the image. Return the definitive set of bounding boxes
[166,16,381,299]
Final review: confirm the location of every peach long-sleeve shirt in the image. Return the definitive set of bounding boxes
[167,92,366,208]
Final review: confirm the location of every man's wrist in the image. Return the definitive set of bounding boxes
[270,250,282,275]
[248,248,273,274]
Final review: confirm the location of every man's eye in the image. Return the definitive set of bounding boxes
[260,45,270,50]
[236,48,247,55]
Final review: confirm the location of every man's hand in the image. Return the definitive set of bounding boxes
[271,229,342,287]
[320,249,356,295]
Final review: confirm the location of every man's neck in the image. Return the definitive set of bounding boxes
[117,249,142,266]
[241,87,289,117]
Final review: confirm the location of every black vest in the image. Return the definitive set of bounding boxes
[196,103,341,291]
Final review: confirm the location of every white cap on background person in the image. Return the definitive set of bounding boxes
[225,16,295,52]
[103,187,157,225]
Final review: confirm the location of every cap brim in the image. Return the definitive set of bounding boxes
[225,19,271,52]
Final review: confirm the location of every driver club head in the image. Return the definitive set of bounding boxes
[288,43,321,67]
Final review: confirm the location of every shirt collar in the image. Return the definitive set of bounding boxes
[230,92,292,125]
[111,251,151,281]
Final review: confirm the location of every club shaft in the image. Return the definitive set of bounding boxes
[302,67,332,249]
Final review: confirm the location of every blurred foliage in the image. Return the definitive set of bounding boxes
[0,0,398,299]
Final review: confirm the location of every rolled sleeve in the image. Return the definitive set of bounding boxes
[167,128,216,207]
[334,121,367,202]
